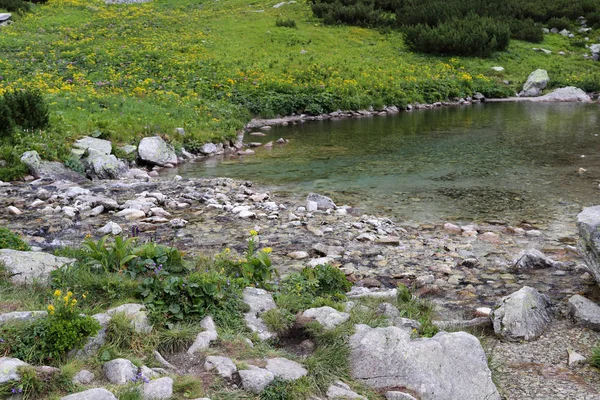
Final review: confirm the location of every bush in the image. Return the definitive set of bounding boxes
[0,228,30,250]
[404,15,510,57]
[2,90,50,131]
[591,344,600,368]
[275,18,297,28]
[510,19,544,43]
[547,17,571,31]
[0,102,15,138]
[0,0,30,13]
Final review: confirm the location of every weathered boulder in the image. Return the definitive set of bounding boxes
[0,357,28,384]
[204,356,237,379]
[326,381,366,399]
[238,366,274,393]
[20,150,88,183]
[536,87,591,102]
[519,69,549,97]
[302,307,350,330]
[102,358,137,384]
[138,136,178,167]
[141,377,174,400]
[199,143,218,155]
[590,43,600,60]
[349,325,500,400]
[84,154,128,180]
[306,193,336,210]
[0,250,74,285]
[72,369,95,385]
[577,206,600,283]
[243,287,276,340]
[76,313,111,357]
[107,303,152,333]
[513,249,557,269]
[98,221,123,235]
[187,316,218,353]
[0,311,47,326]
[265,358,308,381]
[0,13,11,22]
[73,136,113,156]
[491,286,552,341]
[568,294,600,331]
[61,388,117,400]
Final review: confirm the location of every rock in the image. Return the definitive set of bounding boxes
[98,221,123,235]
[239,210,256,219]
[306,193,336,210]
[302,306,350,330]
[75,313,111,357]
[0,357,28,384]
[514,249,557,269]
[76,194,119,210]
[326,381,366,399]
[577,205,600,284]
[73,136,113,155]
[138,136,178,167]
[491,286,552,341]
[120,144,138,155]
[72,370,95,384]
[559,29,570,36]
[349,325,500,399]
[0,250,74,285]
[0,311,47,326]
[519,69,549,97]
[170,218,188,228]
[568,294,600,331]
[205,356,237,379]
[265,358,308,381]
[7,206,21,215]
[288,251,309,260]
[141,377,173,400]
[568,349,586,367]
[308,256,334,267]
[238,366,274,393]
[536,87,591,102]
[61,388,117,400]
[443,223,462,235]
[102,358,137,384]
[20,150,88,183]
[243,287,276,340]
[84,154,128,180]
[116,208,147,220]
[385,392,418,400]
[107,303,152,333]
[199,143,218,155]
[187,316,218,353]
[491,66,505,72]
[0,13,11,22]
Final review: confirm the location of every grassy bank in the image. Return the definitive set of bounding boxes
[0,0,599,179]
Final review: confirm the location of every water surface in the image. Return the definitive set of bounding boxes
[180,102,600,224]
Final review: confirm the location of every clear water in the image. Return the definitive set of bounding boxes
[179,102,600,224]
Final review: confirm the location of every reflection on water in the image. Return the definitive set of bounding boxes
[179,102,600,223]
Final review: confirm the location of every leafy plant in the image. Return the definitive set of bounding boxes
[591,344,600,368]
[0,228,30,250]
[2,90,49,131]
[0,365,75,400]
[82,235,138,274]
[0,101,16,138]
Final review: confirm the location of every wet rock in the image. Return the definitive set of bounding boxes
[205,356,237,379]
[141,377,173,400]
[61,388,117,400]
[514,249,557,269]
[349,325,500,399]
[519,69,549,97]
[98,221,123,235]
[138,136,178,167]
[170,218,188,228]
[0,250,75,285]
[491,286,552,341]
[302,307,350,330]
[576,205,600,284]
[188,316,218,353]
[238,366,274,393]
[107,303,152,333]
[0,311,47,326]
[76,194,119,210]
[199,143,218,155]
[568,294,600,331]
[0,357,28,384]
[243,287,276,340]
[102,358,137,384]
[326,381,366,399]
[72,369,95,384]
[306,193,336,210]
[443,223,462,235]
[265,358,308,381]
[116,208,146,220]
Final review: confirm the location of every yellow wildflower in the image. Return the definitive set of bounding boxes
[54,290,62,297]
[67,291,73,298]
[262,247,272,254]
[249,229,258,236]
[47,305,55,314]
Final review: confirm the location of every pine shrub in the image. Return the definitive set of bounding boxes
[2,90,50,131]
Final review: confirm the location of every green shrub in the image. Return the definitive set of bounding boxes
[547,16,571,30]
[0,228,30,250]
[0,365,75,400]
[275,18,297,28]
[0,0,30,13]
[2,90,50,131]
[0,101,16,138]
[591,344,600,368]
[404,15,510,57]
[510,19,544,43]
[261,378,294,400]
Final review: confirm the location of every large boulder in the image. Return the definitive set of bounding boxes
[519,69,549,97]
[84,154,128,180]
[73,136,113,156]
[187,316,218,353]
[0,311,47,326]
[590,43,600,60]
[204,356,237,379]
[238,366,274,393]
[61,388,117,400]
[138,136,178,167]
[577,206,600,283]
[20,150,88,183]
[306,193,336,210]
[0,357,28,384]
[568,294,600,331]
[102,358,137,384]
[536,87,591,102]
[0,250,75,285]
[491,286,551,341]
[349,325,500,400]
[242,287,276,340]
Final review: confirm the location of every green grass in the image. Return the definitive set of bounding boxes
[0,0,598,180]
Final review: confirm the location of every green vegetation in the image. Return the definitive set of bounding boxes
[0,228,30,250]
[591,344,600,368]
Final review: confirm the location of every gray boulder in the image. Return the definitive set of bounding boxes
[491,286,551,341]
[568,294,600,331]
[0,311,47,326]
[107,303,152,333]
[72,369,95,384]
[20,150,88,183]
[519,69,549,97]
[577,206,600,283]
[73,136,113,155]
[204,356,237,379]
[326,381,366,399]
[187,316,218,353]
[302,307,350,330]
[265,358,308,381]
[141,377,174,400]
[138,136,178,167]
[199,143,218,155]
[536,87,591,102]
[0,357,28,384]
[513,249,557,269]
[0,250,75,285]
[84,154,128,180]
[349,325,500,400]
[0,13,11,22]
[243,287,276,340]
[238,366,274,393]
[385,392,418,400]
[306,193,336,210]
[61,388,117,400]
[98,222,123,235]
[102,358,137,384]
[75,313,111,357]
[590,43,600,60]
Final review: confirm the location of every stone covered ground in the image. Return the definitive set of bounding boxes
[2,160,600,398]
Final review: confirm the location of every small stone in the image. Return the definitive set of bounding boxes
[326,381,366,399]
[443,223,462,235]
[7,206,22,215]
[205,356,237,379]
[302,307,350,330]
[568,348,586,367]
[170,218,188,228]
[265,358,308,381]
[72,369,95,385]
[288,251,309,260]
[98,222,123,235]
[141,376,174,400]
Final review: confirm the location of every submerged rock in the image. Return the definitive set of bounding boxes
[513,249,557,269]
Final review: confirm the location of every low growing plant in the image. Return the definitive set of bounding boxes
[0,228,30,250]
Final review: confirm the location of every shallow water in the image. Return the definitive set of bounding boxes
[180,102,600,224]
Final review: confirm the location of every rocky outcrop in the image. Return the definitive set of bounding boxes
[20,150,88,183]
[72,136,113,156]
[238,366,274,393]
[0,357,28,384]
[577,206,600,284]
[102,358,138,384]
[568,294,600,331]
[138,136,178,167]
[349,325,500,400]
[519,69,549,97]
[535,87,591,102]
[61,388,117,400]
[205,356,237,379]
[141,376,174,400]
[243,287,276,340]
[0,250,75,285]
[491,286,552,341]
[107,303,152,333]
[84,154,128,180]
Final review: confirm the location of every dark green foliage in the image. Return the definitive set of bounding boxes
[547,17,571,31]
[260,378,294,400]
[0,365,75,400]
[2,90,50,131]
[0,228,30,250]
[404,15,510,57]
[0,0,30,13]
[591,344,600,368]
[509,19,543,43]
[0,101,16,138]
[275,18,297,28]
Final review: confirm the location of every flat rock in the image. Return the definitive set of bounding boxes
[491,286,552,341]
[302,306,350,330]
[73,136,113,155]
[349,325,500,400]
[0,311,47,326]
[205,356,237,379]
[61,388,117,400]
[568,294,600,331]
[138,136,178,167]
[84,154,128,180]
[20,150,88,183]
[385,392,418,400]
[0,250,74,285]
[141,376,174,400]
[102,358,137,384]
[536,87,591,102]
[514,249,557,269]
[288,251,309,260]
[326,381,366,399]
[188,316,218,353]
[243,287,276,340]
[0,13,11,22]
[238,366,274,393]
[265,358,308,381]
[0,357,28,384]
